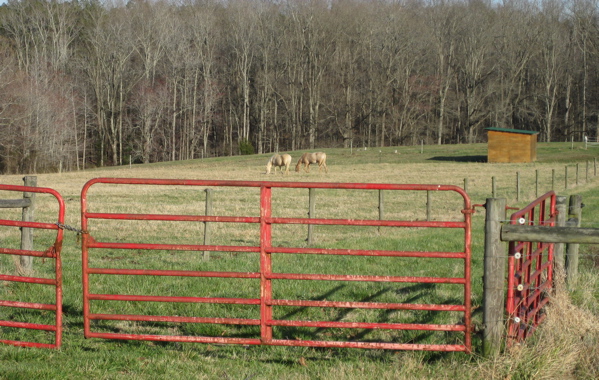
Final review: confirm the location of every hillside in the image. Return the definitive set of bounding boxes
[0,142,597,379]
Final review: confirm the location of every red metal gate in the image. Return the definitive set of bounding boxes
[0,184,65,349]
[81,178,472,352]
[507,191,556,343]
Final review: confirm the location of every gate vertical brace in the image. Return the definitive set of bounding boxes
[20,176,36,274]
[260,185,273,343]
[463,193,473,353]
[53,194,66,349]
[81,185,91,338]
[483,198,507,357]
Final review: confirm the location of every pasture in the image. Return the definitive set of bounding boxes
[1,143,598,379]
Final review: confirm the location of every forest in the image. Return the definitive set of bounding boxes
[0,0,598,174]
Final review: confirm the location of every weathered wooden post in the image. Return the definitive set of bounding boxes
[20,176,36,274]
[553,196,567,282]
[566,194,582,289]
[586,161,589,182]
[426,191,432,221]
[516,172,520,201]
[203,188,213,261]
[483,197,507,357]
[307,188,315,245]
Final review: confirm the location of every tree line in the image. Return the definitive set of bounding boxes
[0,0,597,174]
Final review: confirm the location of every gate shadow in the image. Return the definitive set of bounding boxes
[276,283,447,343]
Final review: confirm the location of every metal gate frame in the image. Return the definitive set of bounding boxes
[0,184,65,349]
[81,178,473,352]
[507,191,556,343]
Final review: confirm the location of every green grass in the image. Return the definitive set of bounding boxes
[1,142,598,379]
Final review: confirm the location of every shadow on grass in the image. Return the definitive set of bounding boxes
[78,281,470,360]
[427,155,487,163]
[277,284,346,321]
[275,283,448,344]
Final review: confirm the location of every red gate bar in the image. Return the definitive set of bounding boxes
[0,184,65,349]
[507,191,556,343]
[81,178,472,352]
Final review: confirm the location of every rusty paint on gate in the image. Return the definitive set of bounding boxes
[0,184,65,349]
[81,178,472,352]
[507,191,556,343]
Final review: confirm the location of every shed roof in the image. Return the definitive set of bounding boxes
[485,127,539,135]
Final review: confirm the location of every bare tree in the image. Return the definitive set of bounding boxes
[82,5,135,166]
[451,2,497,143]
[225,0,258,152]
[429,2,458,145]
[187,2,222,159]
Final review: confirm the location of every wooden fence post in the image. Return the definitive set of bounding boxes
[20,176,36,274]
[535,169,539,197]
[426,191,432,221]
[483,197,507,357]
[553,196,567,282]
[566,194,582,289]
[516,172,520,201]
[307,188,315,245]
[203,188,213,261]
[586,161,589,182]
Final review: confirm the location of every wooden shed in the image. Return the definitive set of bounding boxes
[486,127,539,163]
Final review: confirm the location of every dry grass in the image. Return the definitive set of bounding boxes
[0,152,592,227]
[475,275,599,379]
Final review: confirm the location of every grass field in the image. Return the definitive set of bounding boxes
[1,142,598,379]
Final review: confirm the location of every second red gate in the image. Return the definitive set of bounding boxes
[507,191,557,343]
